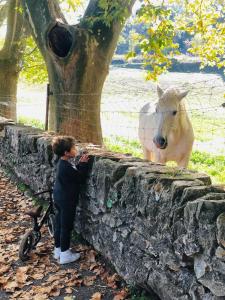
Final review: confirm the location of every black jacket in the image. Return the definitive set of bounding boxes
[53,159,88,203]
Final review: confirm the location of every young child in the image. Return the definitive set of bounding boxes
[52,136,89,264]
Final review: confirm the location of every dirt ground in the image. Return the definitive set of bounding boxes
[0,168,147,300]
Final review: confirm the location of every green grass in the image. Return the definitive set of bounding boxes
[18,116,45,130]
[191,112,225,142]
[189,150,225,183]
[104,136,143,158]
[104,136,225,184]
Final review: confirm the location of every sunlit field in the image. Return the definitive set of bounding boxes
[17,67,225,184]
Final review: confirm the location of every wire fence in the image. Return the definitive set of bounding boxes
[0,69,225,156]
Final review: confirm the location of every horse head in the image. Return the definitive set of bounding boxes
[153,86,189,149]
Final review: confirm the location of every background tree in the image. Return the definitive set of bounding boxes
[20,36,48,84]
[2,0,223,139]
[175,0,225,70]
[132,0,225,79]
[0,1,8,27]
[0,0,25,120]
[21,0,136,145]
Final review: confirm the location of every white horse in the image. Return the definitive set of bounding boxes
[138,86,194,168]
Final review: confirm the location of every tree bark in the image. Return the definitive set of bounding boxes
[21,0,136,144]
[0,0,24,120]
[0,60,18,120]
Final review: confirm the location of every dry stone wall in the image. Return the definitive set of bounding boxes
[0,124,225,300]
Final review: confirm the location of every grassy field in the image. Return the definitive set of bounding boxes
[17,68,225,184]
[104,136,225,184]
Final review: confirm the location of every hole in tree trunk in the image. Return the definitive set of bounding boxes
[48,24,72,57]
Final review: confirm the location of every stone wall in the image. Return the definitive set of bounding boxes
[1,124,225,300]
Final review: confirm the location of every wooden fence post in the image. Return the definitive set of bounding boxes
[45,84,53,131]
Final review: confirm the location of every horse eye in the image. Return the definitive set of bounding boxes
[172,110,177,116]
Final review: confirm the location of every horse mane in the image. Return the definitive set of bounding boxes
[178,99,191,131]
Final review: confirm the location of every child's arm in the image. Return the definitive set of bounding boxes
[68,154,89,183]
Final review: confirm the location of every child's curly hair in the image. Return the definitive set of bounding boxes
[52,136,76,157]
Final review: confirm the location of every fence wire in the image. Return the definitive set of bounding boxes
[0,73,225,156]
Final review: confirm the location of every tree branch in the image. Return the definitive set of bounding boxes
[81,0,136,53]
[83,0,135,20]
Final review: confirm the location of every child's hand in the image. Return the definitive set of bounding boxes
[79,154,89,163]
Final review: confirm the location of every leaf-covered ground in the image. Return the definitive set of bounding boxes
[0,168,130,300]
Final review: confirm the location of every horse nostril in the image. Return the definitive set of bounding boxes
[158,137,166,147]
[159,137,163,144]
[154,136,167,149]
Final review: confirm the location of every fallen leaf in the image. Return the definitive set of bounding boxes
[83,275,97,286]
[92,265,105,276]
[80,262,90,270]
[33,294,48,300]
[0,276,8,285]
[86,249,97,263]
[16,266,29,284]
[46,274,62,282]
[0,253,6,263]
[65,287,73,294]
[32,285,52,294]
[90,292,102,300]
[66,278,83,287]
[106,273,120,288]
[4,280,18,292]
[89,263,99,270]
[113,288,128,300]
[75,244,89,252]
[30,273,45,280]
[0,264,10,275]
[10,290,24,299]
[49,286,61,297]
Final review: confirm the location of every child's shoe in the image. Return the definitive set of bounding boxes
[59,249,80,264]
[53,247,61,260]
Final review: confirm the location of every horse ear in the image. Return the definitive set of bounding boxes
[178,90,189,100]
[157,85,164,98]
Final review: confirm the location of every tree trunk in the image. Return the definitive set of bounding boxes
[0,60,18,120]
[22,0,136,144]
[46,25,109,144]
[0,0,24,121]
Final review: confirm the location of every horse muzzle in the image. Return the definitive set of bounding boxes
[153,136,168,149]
